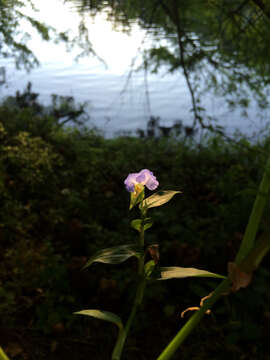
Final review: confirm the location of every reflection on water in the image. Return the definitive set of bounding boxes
[0,0,270,138]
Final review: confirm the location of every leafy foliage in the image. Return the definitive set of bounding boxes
[1,88,270,358]
[0,0,52,70]
[0,0,99,71]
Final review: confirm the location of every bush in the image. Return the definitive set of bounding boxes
[1,87,270,359]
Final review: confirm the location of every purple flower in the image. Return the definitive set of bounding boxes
[124,169,159,193]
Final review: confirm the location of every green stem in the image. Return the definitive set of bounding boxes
[157,278,231,360]
[240,232,270,273]
[112,214,146,360]
[0,348,10,360]
[112,277,146,360]
[157,154,270,360]
[235,155,270,264]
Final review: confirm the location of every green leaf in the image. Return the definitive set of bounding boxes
[144,260,161,279]
[142,190,181,208]
[82,244,142,270]
[143,218,154,230]
[159,267,226,280]
[130,186,144,210]
[74,310,123,329]
[144,260,156,278]
[131,219,142,231]
[131,218,153,232]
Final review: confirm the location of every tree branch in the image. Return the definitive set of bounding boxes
[159,0,208,129]
[251,0,270,20]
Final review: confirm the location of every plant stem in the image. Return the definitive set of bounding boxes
[235,155,270,264]
[112,214,146,360]
[157,154,270,360]
[0,348,10,360]
[157,278,231,360]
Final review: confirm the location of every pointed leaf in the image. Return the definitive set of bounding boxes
[143,218,154,230]
[74,309,123,329]
[144,260,161,279]
[82,244,142,270]
[144,260,156,278]
[130,186,144,210]
[131,218,153,232]
[131,219,142,231]
[159,266,226,280]
[142,190,181,208]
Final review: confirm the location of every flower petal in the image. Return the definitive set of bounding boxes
[145,177,159,190]
[124,169,159,192]
[124,173,138,192]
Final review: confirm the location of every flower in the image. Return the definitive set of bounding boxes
[124,169,159,193]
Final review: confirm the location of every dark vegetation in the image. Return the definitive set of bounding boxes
[1,87,270,359]
[1,0,270,358]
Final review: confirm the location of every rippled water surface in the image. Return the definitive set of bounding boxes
[0,0,269,137]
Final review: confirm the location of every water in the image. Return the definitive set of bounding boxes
[0,0,269,138]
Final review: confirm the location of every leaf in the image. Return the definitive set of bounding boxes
[74,310,123,329]
[144,260,161,279]
[159,266,226,280]
[142,190,181,208]
[82,244,142,270]
[131,219,141,231]
[131,218,153,232]
[143,218,154,230]
[130,186,144,210]
[144,260,156,278]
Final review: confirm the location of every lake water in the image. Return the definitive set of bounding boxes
[0,0,269,138]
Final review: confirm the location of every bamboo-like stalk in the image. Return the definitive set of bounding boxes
[235,155,270,263]
[157,279,231,360]
[157,155,270,360]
